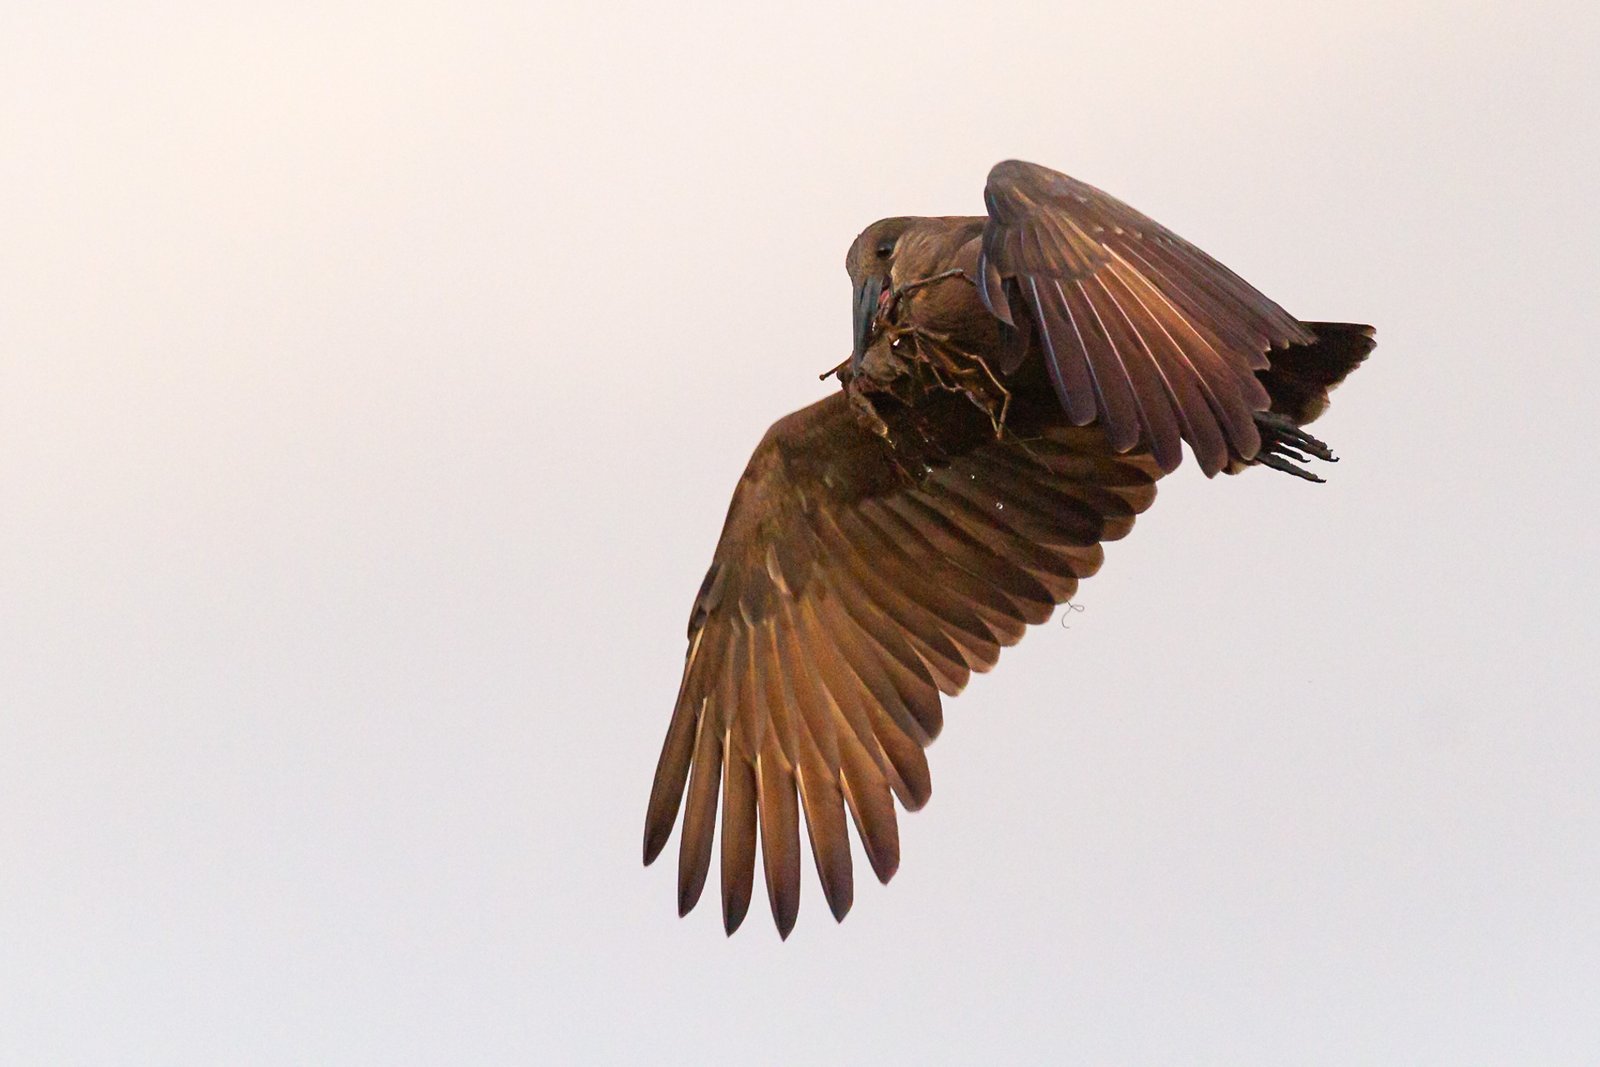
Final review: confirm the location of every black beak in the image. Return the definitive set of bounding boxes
[851,274,887,370]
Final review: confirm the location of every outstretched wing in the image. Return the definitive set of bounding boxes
[978,159,1317,475]
[643,392,1160,937]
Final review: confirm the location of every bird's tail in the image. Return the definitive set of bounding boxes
[1261,321,1376,426]
[1245,321,1376,482]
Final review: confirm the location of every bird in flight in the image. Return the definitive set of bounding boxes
[643,159,1374,938]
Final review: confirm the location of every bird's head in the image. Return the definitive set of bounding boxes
[846,217,916,369]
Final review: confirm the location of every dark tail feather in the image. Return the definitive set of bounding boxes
[1258,321,1376,426]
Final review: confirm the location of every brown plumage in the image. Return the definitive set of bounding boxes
[644,159,1374,937]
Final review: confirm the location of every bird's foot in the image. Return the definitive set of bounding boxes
[1253,411,1336,482]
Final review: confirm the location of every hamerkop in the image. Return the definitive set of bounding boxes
[643,159,1375,937]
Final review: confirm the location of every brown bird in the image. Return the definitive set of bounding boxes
[643,159,1374,937]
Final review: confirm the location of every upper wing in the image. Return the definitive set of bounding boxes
[643,392,1159,937]
[978,159,1317,475]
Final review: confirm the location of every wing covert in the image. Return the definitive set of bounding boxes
[978,159,1317,475]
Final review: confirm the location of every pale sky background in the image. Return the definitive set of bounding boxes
[3,2,1598,1063]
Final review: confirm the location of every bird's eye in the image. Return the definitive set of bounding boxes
[875,241,894,259]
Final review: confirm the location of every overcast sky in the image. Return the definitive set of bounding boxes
[4,2,1598,1063]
